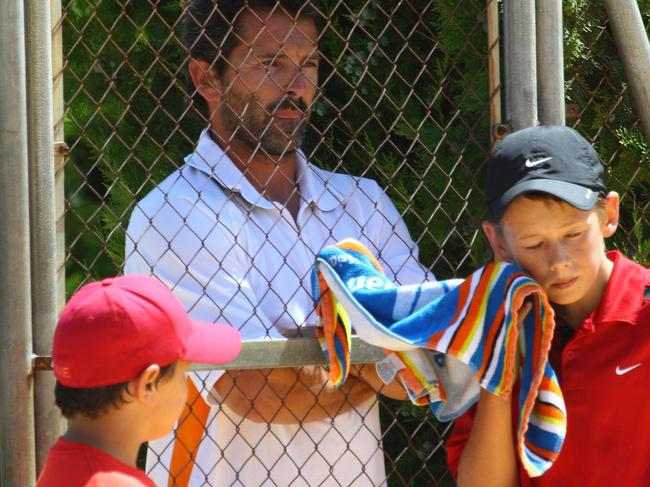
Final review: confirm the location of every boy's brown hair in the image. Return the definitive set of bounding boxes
[54,361,177,419]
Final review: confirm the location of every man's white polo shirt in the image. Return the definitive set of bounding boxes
[125,129,430,486]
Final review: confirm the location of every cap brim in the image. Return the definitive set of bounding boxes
[491,179,598,221]
[183,321,242,365]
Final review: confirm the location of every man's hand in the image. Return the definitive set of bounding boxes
[348,363,408,400]
[213,365,376,424]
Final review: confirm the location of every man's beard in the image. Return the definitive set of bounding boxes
[220,91,309,156]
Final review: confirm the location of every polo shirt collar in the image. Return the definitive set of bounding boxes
[296,152,341,211]
[593,250,647,326]
[185,128,342,211]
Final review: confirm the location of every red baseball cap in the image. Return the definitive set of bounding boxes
[53,275,242,388]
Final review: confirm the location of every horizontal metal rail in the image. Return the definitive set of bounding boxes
[31,337,386,372]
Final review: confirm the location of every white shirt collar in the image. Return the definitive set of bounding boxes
[185,128,343,211]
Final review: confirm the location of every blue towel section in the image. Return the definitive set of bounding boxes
[312,239,566,477]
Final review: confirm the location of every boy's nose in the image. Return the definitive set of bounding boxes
[548,243,571,271]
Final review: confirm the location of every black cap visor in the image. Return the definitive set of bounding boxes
[489,179,599,222]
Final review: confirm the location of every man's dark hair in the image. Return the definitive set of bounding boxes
[55,361,177,419]
[181,0,322,116]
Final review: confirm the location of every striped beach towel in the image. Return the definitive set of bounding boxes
[312,239,566,477]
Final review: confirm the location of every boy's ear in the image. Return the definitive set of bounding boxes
[482,220,514,262]
[601,191,620,238]
[188,58,223,104]
[131,364,161,405]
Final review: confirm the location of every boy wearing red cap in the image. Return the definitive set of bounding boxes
[446,125,650,486]
[37,275,242,487]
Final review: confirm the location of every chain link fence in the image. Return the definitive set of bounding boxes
[52,0,649,486]
[563,1,649,260]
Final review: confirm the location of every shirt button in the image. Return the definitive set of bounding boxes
[566,351,575,360]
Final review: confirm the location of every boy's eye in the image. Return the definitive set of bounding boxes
[566,231,582,239]
[523,242,543,250]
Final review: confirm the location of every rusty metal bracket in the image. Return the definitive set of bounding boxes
[565,104,581,119]
[53,141,69,156]
[492,122,513,141]
[31,355,53,372]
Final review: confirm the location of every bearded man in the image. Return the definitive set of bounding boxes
[125,1,430,485]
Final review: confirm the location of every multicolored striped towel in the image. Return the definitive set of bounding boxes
[312,239,566,477]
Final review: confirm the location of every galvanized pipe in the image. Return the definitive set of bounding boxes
[0,1,36,485]
[503,0,538,131]
[487,0,503,145]
[603,0,650,143]
[536,0,565,125]
[33,336,386,373]
[52,0,66,316]
[25,0,65,473]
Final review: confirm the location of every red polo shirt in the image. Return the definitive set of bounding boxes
[446,251,650,486]
[37,438,155,487]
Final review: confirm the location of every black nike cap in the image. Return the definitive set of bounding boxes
[485,125,606,222]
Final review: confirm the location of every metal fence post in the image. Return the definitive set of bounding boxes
[0,1,37,485]
[25,0,65,474]
[503,0,538,130]
[51,0,66,317]
[487,0,503,145]
[603,0,650,143]
[536,0,565,125]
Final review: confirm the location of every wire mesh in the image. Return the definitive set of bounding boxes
[58,1,648,486]
[563,1,649,261]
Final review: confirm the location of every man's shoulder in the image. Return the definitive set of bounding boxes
[310,164,384,200]
[311,163,378,186]
[129,164,237,227]
[135,164,222,209]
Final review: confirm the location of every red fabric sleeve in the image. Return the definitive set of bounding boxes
[445,405,477,479]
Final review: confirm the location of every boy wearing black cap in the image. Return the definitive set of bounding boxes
[36,275,242,487]
[446,125,650,486]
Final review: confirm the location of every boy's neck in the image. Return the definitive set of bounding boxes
[64,410,145,468]
[554,253,614,329]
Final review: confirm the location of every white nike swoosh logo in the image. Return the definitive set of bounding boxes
[615,363,641,375]
[524,156,552,168]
